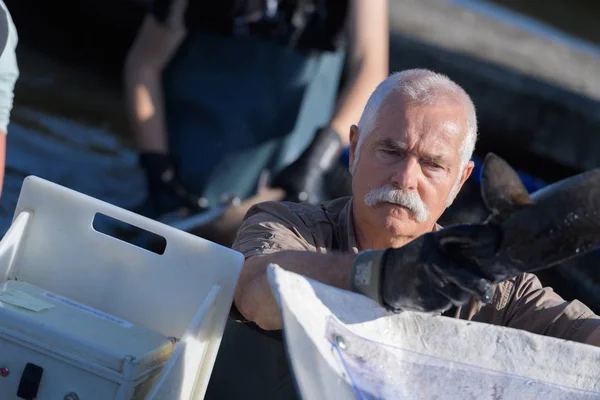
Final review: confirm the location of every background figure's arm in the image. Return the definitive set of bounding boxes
[123,0,188,153]
[329,0,389,146]
[0,1,20,196]
[234,251,356,331]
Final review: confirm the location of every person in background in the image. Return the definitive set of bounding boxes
[0,0,19,197]
[124,0,389,221]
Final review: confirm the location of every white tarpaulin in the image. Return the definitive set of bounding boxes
[266,264,600,400]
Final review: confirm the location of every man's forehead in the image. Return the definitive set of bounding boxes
[373,101,466,139]
[367,99,467,160]
[377,94,467,122]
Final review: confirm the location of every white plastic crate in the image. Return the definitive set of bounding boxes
[0,176,244,399]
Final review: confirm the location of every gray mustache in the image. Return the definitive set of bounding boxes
[364,184,430,223]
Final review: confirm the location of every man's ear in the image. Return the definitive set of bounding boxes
[349,125,359,173]
[446,160,474,207]
[459,160,474,189]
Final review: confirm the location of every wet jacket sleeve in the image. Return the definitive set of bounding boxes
[499,273,600,346]
[0,1,18,134]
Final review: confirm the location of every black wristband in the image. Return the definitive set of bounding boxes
[350,249,387,305]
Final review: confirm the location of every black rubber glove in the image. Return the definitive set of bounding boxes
[138,152,207,213]
[323,157,353,199]
[351,224,505,313]
[271,126,342,204]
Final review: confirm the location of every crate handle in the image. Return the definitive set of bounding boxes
[91,212,168,255]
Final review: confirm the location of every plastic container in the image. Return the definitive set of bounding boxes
[268,265,600,400]
[0,176,244,399]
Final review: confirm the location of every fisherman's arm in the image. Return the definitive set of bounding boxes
[230,202,354,330]
[233,211,498,330]
[234,251,355,330]
[329,0,389,146]
[123,0,187,154]
[499,273,600,346]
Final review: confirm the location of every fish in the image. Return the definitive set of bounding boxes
[438,152,600,284]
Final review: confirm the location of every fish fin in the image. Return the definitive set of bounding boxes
[480,153,534,220]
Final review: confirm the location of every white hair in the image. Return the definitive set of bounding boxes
[351,69,478,206]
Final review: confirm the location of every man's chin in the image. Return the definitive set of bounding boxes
[382,212,419,232]
[367,203,425,231]
[378,203,415,220]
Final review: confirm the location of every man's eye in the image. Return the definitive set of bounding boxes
[425,161,442,170]
[377,149,397,157]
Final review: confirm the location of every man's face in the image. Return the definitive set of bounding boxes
[350,94,474,240]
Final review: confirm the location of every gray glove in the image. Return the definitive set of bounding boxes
[271,126,342,204]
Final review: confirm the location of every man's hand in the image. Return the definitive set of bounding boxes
[351,224,506,313]
[271,126,342,204]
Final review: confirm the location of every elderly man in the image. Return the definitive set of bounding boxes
[231,69,600,348]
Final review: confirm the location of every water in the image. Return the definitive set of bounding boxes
[453,0,600,58]
[0,46,145,235]
[489,0,600,47]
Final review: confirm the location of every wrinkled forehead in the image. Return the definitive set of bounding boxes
[373,93,468,146]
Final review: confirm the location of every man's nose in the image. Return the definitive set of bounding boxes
[391,156,419,191]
